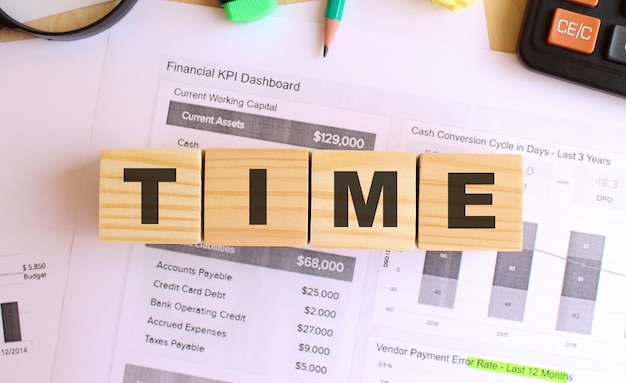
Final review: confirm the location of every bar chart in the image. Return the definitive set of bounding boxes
[371,220,624,366]
[1,302,22,343]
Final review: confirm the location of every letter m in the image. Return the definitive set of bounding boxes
[334,171,398,227]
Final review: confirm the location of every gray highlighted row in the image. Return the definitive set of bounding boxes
[166,101,376,150]
[147,244,356,282]
[123,364,228,383]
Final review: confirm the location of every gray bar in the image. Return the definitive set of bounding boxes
[422,251,462,279]
[488,223,537,321]
[520,222,539,251]
[123,364,228,383]
[1,302,22,343]
[418,252,462,309]
[567,231,605,261]
[560,232,604,300]
[492,250,533,290]
[492,222,537,290]
[488,285,528,322]
[556,296,596,335]
[167,101,376,150]
[418,274,458,309]
[148,244,356,282]
[556,231,605,334]
[560,257,602,300]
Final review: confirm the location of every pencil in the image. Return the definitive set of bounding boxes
[323,0,345,57]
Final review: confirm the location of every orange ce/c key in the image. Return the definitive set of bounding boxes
[547,8,601,55]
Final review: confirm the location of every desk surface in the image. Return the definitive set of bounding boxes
[0,0,527,53]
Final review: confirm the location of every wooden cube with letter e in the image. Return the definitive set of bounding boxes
[99,148,203,243]
[203,148,309,246]
[417,153,523,251]
[310,150,416,250]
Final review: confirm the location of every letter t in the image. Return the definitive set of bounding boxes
[124,168,177,224]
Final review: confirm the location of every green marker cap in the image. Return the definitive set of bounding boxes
[219,0,278,22]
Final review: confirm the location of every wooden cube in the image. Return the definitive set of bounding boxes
[310,150,416,250]
[203,148,309,246]
[417,153,523,251]
[99,148,202,243]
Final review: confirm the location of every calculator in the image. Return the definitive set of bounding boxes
[518,0,626,97]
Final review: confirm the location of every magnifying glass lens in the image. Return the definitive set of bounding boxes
[0,0,136,40]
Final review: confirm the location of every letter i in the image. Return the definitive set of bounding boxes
[249,169,267,225]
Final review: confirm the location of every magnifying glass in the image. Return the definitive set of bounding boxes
[0,0,137,41]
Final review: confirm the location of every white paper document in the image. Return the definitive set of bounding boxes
[0,34,108,382]
[3,1,624,382]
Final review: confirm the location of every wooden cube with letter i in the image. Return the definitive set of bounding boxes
[203,148,310,246]
[310,150,417,250]
[417,153,523,251]
[99,148,203,243]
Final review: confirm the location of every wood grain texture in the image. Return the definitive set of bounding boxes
[483,0,528,53]
[417,153,523,251]
[99,148,203,243]
[203,148,309,246]
[310,150,416,250]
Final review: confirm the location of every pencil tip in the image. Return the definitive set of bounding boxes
[323,45,328,57]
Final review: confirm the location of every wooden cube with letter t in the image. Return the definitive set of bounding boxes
[203,148,309,246]
[417,153,523,251]
[99,148,203,243]
[310,150,417,250]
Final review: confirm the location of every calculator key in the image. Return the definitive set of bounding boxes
[547,8,601,54]
[566,0,598,7]
[607,25,626,64]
